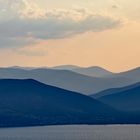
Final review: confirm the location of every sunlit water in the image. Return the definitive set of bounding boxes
[0,125,139,140]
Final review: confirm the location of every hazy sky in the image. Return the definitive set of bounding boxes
[0,0,140,72]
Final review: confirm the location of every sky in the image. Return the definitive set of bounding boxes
[0,0,140,72]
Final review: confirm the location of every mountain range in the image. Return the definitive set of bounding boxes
[0,65,140,126]
[0,67,140,95]
[52,65,113,77]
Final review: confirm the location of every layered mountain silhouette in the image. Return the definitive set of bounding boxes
[92,82,140,111]
[52,65,113,77]
[0,67,136,95]
[0,79,122,127]
[115,67,140,81]
[71,66,113,77]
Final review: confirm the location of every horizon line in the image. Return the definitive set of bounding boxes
[0,65,139,74]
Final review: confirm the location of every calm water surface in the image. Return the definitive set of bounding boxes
[0,125,139,140]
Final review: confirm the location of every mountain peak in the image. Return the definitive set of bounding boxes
[71,66,113,77]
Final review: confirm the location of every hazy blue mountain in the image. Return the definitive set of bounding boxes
[0,79,121,127]
[95,83,140,111]
[52,65,113,77]
[52,65,82,70]
[8,66,48,70]
[0,68,134,95]
[69,66,140,79]
[115,67,140,81]
[71,66,113,77]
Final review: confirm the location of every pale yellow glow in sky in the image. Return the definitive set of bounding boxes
[0,0,140,72]
[0,21,140,72]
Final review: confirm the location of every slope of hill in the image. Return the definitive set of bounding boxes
[71,66,113,77]
[0,68,134,95]
[0,79,120,127]
[91,82,140,99]
[115,67,140,81]
[95,83,140,111]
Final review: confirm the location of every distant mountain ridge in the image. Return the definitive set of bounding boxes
[0,67,134,95]
[52,65,113,77]
[115,67,140,81]
[7,65,140,79]
[52,65,82,70]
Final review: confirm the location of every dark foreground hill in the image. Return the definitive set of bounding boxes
[0,79,140,127]
[0,79,123,127]
[93,83,140,111]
